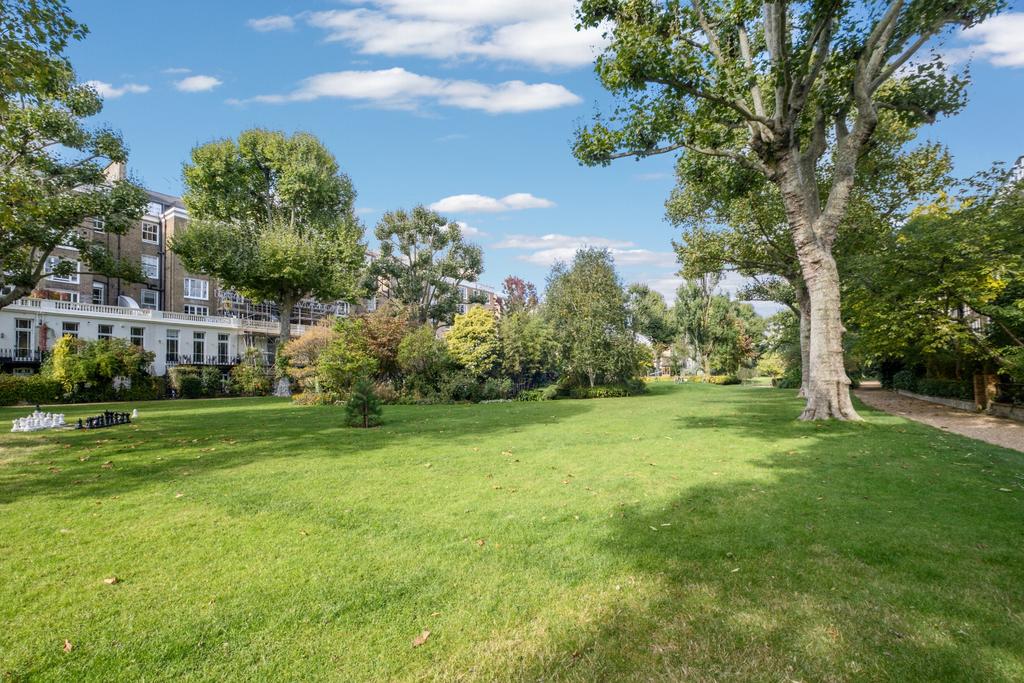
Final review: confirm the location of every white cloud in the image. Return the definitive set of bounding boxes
[955,12,1024,67]
[237,68,580,113]
[455,221,487,237]
[84,80,149,99]
[634,172,671,181]
[175,75,223,92]
[162,67,191,74]
[493,232,673,268]
[305,1,607,68]
[431,193,555,213]
[248,15,295,32]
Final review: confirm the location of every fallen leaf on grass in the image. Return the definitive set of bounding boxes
[175,492,184,499]
[998,488,1013,492]
[103,576,119,585]
[412,630,430,647]
[63,639,73,652]
[101,461,113,469]
[475,538,486,546]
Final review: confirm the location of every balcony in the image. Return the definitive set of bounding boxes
[6,298,308,337]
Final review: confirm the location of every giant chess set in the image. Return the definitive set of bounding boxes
[11,407,139,433]
[77,410,133,430]
[10,410,67,433]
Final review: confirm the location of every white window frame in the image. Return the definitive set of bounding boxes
[183,304,209,316]
[62,321,79,338]
[90,217,105,232]
[217,333,230,363]
[97,323,114,340]
[45,256,80,284]
[141,289,158,310]
[130,326,145,347]
[141,255,159,280]
[15,319,33,358]
[92,281,106,305]
[166,329,179,362]
[141,221,159,244]
[183,277,209,301]
[192,331,206,360]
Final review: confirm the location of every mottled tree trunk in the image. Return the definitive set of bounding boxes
[796,243,859,420]
[795,283,811,399]
[273,294,296,397]
[779,158,860,421]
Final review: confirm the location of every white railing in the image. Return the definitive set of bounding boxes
[7,298,306,336]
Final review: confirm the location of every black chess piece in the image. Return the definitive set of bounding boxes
[77,418,84,429]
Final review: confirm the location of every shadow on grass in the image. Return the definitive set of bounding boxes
[507,401,1024,681]
[0,398,595,506]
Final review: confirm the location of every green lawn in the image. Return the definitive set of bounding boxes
[2,384,1022,681]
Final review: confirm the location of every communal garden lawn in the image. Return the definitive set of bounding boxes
[2,383,1023,681]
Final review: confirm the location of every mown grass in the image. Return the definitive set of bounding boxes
[1,383,1022,681]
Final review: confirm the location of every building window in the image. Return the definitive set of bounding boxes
[166,329,179,362]
[98,323,114,340]
[46,289,80,303]
[62,321,79,338]
[217,334,229,364]
[337,302,350,316]
[366,296,377,312]
[15,319,32,359]
[192,331,205,360]
[45,256,80,284]
[146,201,163,217]
[141,222,159,244]
[92,282,106,305]
[141,254,159,280]
[184,278,208,300]
[130,326,145,347]
[183,304,209,316]
[90,217,105,232]
[141,289,158,310]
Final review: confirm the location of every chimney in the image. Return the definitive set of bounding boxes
[103,161,127,183]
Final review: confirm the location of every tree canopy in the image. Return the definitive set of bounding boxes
[573,0,1006,420]
[366,206,484,326]
[0,0,147,308]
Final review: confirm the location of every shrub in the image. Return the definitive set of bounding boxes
[319,318,378,396]
[916,377,973,401]
[282,322,338,396]
[515,384,560,402]
[0,374,63,406]
[169,366,203,398]
[481,377,513,401]
[690,374,741,385]
[447,306,499,377]
[397,325,451,397]
[568,380,648,399]
[439,369,483,402]
[892,370,916,392]
[200,366,223,397]
[345,377,382,428]
[42,336,154,398]
[756,352,787,378]
[230,347,272,396]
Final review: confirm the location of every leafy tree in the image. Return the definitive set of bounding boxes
[626,283,676,346]
[845,170,1024,381]
[545,248,643,387]
[574,0,1005,419]
[345,377,382,428]
[674,275,734,376]
[670,123,952,396]
[365,206,484,326]
[501,276,540,314]
[397,325,451,396]
[709,301,764,375]
[171,129,366,368]
[359,301,411,381]
[446,306,499,378]
[499,311,556,384]
[43,336,154,395]
[282,323,338,396]
[318,318,378,397]
[0,0,148,309]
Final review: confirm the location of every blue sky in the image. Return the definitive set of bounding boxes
[68,1,1024,307]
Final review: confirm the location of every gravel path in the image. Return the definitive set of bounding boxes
[854,384,1024,453]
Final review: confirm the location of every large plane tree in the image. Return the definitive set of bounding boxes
[574,0,1005,419]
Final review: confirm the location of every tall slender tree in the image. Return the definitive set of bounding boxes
[574,0,1005,419]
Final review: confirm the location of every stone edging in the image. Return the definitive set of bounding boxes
[895,389,978,412]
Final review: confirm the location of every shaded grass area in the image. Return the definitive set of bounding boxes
[1,384,1022,681]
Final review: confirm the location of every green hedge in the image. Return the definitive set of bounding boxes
[690,374,741,385]
[567,380,648,399]
[915,377,973,401]
[0,374,63,406]
[892,370,916,392]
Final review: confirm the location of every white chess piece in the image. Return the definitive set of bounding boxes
[131,409,138,419]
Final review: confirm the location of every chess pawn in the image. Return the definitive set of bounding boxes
[131,409,138,419]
